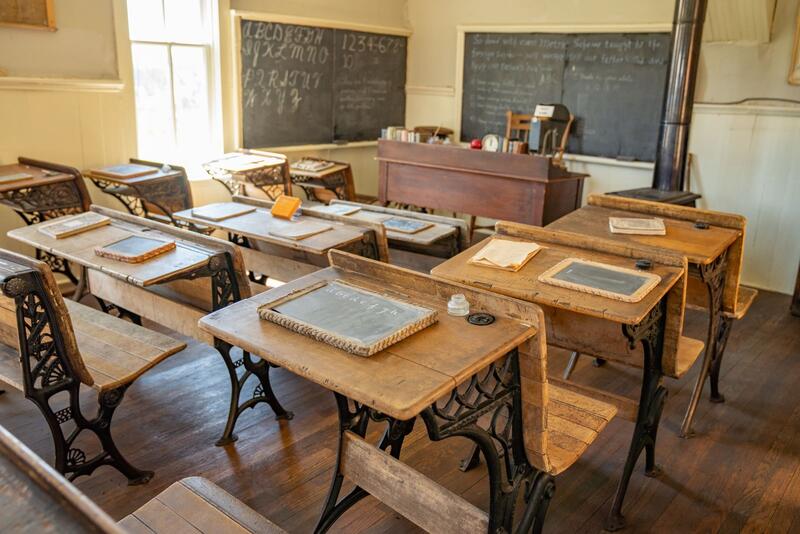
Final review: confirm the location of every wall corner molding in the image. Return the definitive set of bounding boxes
[694,102,800,118]
[0,77,125,93]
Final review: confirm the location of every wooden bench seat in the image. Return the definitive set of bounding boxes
[686,285,758,320]
[0,297,185,393]
[119,477,287,534]
[547,384,618,475]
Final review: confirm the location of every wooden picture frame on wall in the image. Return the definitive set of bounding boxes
[791,5,800,85]
[0,0,56,31]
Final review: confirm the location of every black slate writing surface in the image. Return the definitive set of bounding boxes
[461,32,670,161]
[239,19,407,148]
[552,261,650,297]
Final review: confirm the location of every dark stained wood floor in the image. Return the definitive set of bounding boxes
[1,289,798,533]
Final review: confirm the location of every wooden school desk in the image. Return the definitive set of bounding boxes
[289,157,356,202]
[431,222,698,531]
[85,159,195,227]
[203,150,292,200]
[548,194,756,437]
[0,157,91,284]
[199,250,616,533]
[7,207,291,446]
[174,195,389,284]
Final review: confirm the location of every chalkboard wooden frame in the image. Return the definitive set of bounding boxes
[454,23,672,163]
[232,11,411,151]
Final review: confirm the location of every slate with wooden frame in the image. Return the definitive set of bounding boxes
[539,258,661,303]
[0,0,56,31]
[258,280,437,356]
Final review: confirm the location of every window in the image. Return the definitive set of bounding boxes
[127,0,221,175]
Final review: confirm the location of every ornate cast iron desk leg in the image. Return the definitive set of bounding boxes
[316,350,556,534]
[680,252,729,438]
[605,300,668,532]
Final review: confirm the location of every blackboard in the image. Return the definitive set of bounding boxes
[239,18,407,148]
[258,280,437,356]
[460,32,671,161]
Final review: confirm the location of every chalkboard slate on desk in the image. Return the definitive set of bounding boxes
[460,32,671,161]
[239,18,407,148]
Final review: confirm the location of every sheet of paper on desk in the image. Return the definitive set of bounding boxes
[258,280,438,356]
[608,217,666,235]
[38,212,111,239]
[91,164,158,179]
[268,220,332,240]
[468,238,542,272]
[94,235,176,263]
[0,172,33,184]
[382,217,433,234]
[192,202,256,221]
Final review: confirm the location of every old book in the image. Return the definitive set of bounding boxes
[468,238,542,272]
[608,217,666,236]
[268,220,332,241]
[91,164,158,180]
[192,202,256,222]
[382,217,433,234]
[39,212,111,239]
[95,236,176,263]
[258,280,438,357]
[271,195,302,220]
[0,172,33,184]
[538,258,661,303]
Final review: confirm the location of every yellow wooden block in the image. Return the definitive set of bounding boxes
[271,195,301,220]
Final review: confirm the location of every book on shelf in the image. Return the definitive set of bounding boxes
[468,238,542,272]
[38,212,111,239]
[91,164,158,180]
[94,236,176,263]
[268,220,332,241]
[608,217,666,236]
[191,203,256,222]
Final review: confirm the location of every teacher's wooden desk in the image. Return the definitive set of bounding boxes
[199,250,616,533]
[8,207,291,445]
[0,157,91,284]
[431,222,699,531]
[174,195,389,284]
[548,194,756,438]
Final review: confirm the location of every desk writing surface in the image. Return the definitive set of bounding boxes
[0,163,73,193]
[86,165,182,186]
[174,204,366,255]
[342,209,457,246]
[199,267,535,420]
[289,162,349,179]
[548,205,740,265]
[431,237,682,325]
[8,218,211,286]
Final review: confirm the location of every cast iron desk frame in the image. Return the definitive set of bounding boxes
[548,195,747,438]
[0,157,91,284]
[431,222,689,531]
[289,158,356,202]
[203,151,292,201]
[199,251,562,533]
[7,206,290,444]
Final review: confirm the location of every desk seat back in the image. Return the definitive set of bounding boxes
[0,249,93,390]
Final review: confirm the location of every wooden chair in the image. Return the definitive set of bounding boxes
[0,423,286,534]
[505,110,533,143]
[0,249,186,484]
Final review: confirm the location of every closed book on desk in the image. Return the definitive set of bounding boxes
[39,212,111,239]
[468,238,542,272]
[608,217,666,236]
[192,203,256,221]
[268,220,332,240]
[91,164,158,180]
[95,236,176,263]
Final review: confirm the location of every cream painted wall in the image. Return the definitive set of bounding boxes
[0,0,118,78]
[404,0,800,294]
